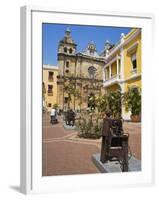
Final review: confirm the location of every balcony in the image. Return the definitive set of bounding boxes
[103,74,121,87]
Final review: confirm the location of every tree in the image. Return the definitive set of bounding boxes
[95,94,108,112]
[88,93,96,110]
[64,83,80,109]
[107,89,122,118]
[124,87,141,117]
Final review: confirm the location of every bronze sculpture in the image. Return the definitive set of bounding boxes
[65,109,76,126]
[100,111,129,172]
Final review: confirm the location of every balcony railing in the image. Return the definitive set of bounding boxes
[103,74,121,87]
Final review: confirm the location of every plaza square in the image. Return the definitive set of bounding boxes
[42,25,141,175]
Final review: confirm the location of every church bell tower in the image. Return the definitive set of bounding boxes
[57,28,77,76]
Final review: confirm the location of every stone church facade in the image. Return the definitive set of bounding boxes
[57,28,106,111]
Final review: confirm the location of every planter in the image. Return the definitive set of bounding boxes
[131,114,141,122]
[78,132,101,139]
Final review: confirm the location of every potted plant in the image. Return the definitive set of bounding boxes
[124,87,141,122]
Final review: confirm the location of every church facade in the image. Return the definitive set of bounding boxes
[57,28,106,111]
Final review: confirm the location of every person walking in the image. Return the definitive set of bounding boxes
[50,107,57,124]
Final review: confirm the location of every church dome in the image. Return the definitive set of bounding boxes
[81,41,99,57]
[87,41,96,53]
[60,28,75,44]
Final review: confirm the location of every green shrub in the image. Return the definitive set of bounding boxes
[53,103,58,109]
[124,87,141,116]
[76,117,102,139]
[107,89,122,118]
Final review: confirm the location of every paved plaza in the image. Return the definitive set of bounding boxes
[42,113,141,176]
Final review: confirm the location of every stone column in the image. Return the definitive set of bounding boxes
[116,55,119,77]
[103,66,106,81]
[109,65,111,78]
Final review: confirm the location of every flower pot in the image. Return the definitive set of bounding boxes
[131,114,141,122]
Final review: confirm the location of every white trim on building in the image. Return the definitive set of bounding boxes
[43,64,58,70]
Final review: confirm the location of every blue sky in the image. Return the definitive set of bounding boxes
[42,23,131,65]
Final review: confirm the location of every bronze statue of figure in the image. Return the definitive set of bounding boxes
[100,110,113,163]
[100,110,129,172]
[65,109,75,126]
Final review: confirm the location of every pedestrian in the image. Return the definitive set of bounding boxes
[50,107,57,124]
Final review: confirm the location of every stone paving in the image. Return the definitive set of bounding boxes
[42,113,141,176]
[123,122,141,160]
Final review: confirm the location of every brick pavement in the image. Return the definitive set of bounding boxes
[42,113,99,176]
[43,124,75,140]
[42,113,141,176]
[43,141,99,176]
[123,122,141,160]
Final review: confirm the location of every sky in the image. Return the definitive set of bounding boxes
[42,23,131,66]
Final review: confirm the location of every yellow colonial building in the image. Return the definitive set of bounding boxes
[102,28,141,120]
[43,65,58,112]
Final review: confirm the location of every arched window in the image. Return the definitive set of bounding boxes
[64,47,67,53]
[69,48,73,54]
[66,61,69,68]
[88,66,97,78]
[48,71,54,81]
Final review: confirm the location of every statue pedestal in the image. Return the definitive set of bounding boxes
[92,153,141,173]
[63,123,76,130]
